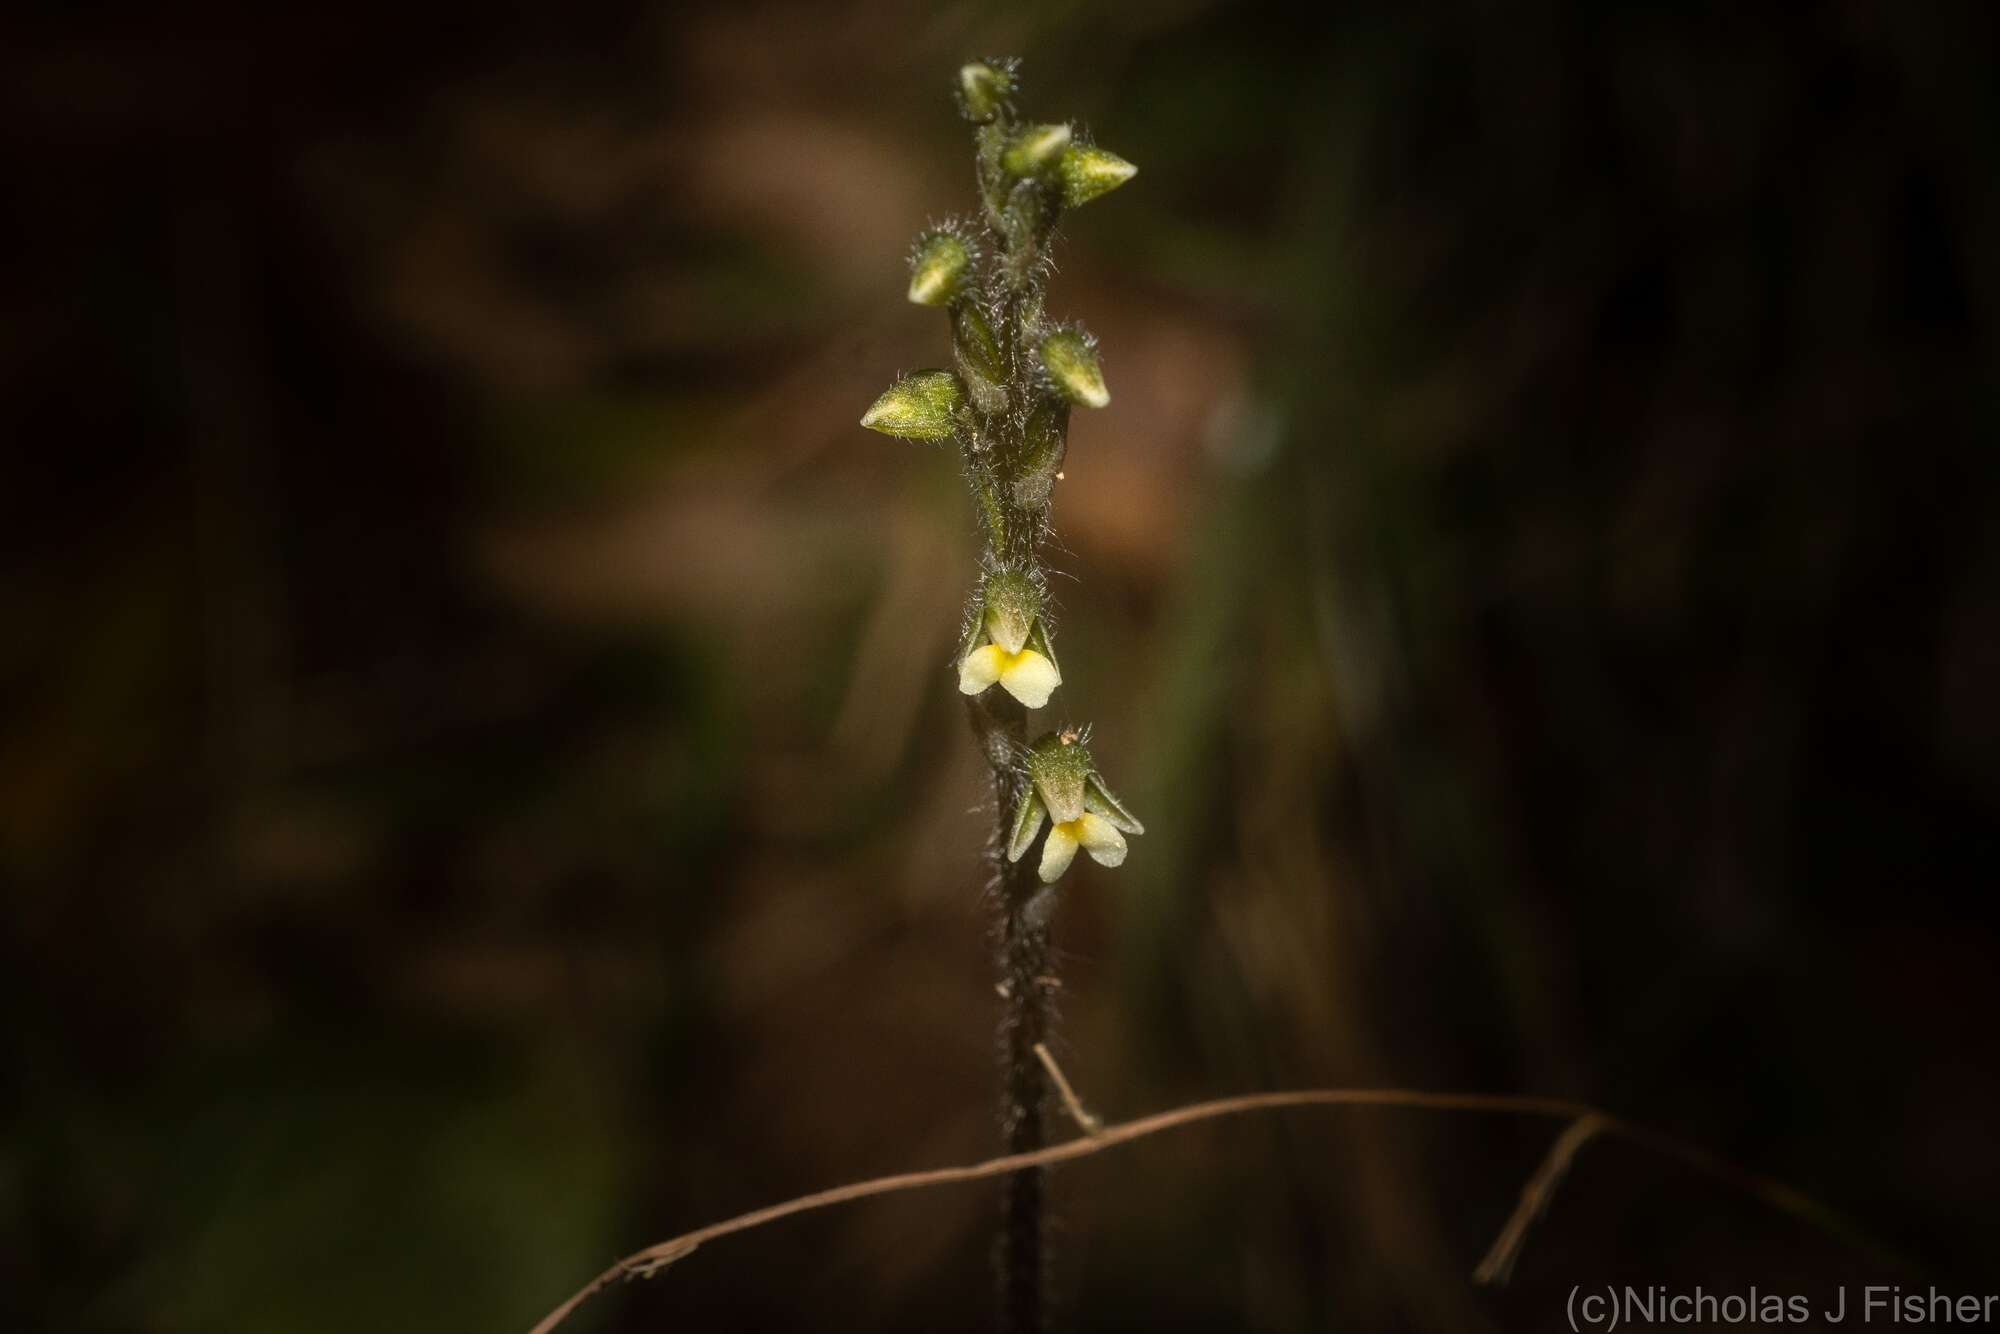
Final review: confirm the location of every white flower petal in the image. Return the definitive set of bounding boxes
[958,643,1007,695]
[998,649,1060,709]
[1038,820,1081,883]
[1075,813,1127,867]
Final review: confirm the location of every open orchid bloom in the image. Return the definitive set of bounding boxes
[1008,730,1144,883]
[957,569,1061,709]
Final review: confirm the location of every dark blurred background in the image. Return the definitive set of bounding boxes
[5,2,1996,1330]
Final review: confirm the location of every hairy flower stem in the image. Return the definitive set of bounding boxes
[967,80,1066,1334]
[973,689,1052,1334]
[862,61,1141,1334]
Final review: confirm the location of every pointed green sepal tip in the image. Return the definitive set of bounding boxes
[1058,145,1137,208]
[1039,330,1109,408]
[1002,123,1072,177]
[980,568,1043,654]
[957,61,1013,123]
[1006,788,1049,863]
[859,370,964,441]
[908,232,971,307]
[1084,773,1144,835]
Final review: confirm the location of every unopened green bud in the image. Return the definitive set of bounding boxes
[907,232,971,306]
[1057,145,1137,207]
[1039,330,1109,408]
[1011,399,1068,511]
[951,300,1005,386]
[859,370,963,441]
[1002,123,1072,177]
[957,61,1013,123]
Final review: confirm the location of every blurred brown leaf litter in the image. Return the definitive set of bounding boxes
[3,2,1997,1332]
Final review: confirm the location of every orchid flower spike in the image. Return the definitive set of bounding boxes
[957,569,1060,709]
[1008,729,1145,883]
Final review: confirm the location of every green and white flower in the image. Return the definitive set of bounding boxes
[958,569,1060,709]
[1008,730,1144,883]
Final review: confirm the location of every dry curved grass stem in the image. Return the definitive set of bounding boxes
[525,1083,1880,1334]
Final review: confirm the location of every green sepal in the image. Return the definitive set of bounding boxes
[1006,788,1049,863]
[1083,773,1143,835]
[1027,615,1061,683]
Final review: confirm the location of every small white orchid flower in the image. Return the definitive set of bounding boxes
[1009,729,1144,884]
[958,569,1061,709]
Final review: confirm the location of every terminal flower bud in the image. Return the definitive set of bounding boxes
[1002,123,1072,177]
[957,60,1014,124]
[958,569,1060,709]
[907,230,971,306]
[1039,329,1109,408]
[1057,144,1137,207]
[859,370,964,442]
[1009,730,1144,883]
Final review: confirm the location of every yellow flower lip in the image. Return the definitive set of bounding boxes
[958,642,1059,709]
[1037,812,1128,882]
